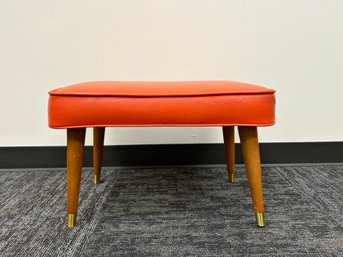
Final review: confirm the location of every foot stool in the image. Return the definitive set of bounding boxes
[48,81,276,228]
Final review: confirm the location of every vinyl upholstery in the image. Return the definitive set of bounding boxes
[48,81,275,128]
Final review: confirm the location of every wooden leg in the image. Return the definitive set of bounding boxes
[93,127,105,185]
[222,126,235,182]
[67,128,86,228]
[238,126,265,227]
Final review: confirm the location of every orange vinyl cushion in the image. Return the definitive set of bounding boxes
[48,81,275,128]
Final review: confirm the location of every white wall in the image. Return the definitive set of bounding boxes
[0,0,342,146]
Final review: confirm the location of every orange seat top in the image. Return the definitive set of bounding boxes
[48,81,275,128]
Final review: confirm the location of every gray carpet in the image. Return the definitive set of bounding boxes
[0,165,343,256]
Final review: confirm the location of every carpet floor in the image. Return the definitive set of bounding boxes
[0,165,343,256]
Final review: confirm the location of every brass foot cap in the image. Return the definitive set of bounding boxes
[67,214,77,228]
[94,175,100,185]
[228,173,235,183]
[255,212,265,227]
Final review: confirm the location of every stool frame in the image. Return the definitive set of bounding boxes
[66,126,265,228]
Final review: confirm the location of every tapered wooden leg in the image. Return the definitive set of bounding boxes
[67,128,86,228]
[222,126,235,182]
[93,127,105,185]
[238,126,265,227]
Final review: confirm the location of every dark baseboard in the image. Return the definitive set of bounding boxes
[0,142,342,169]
